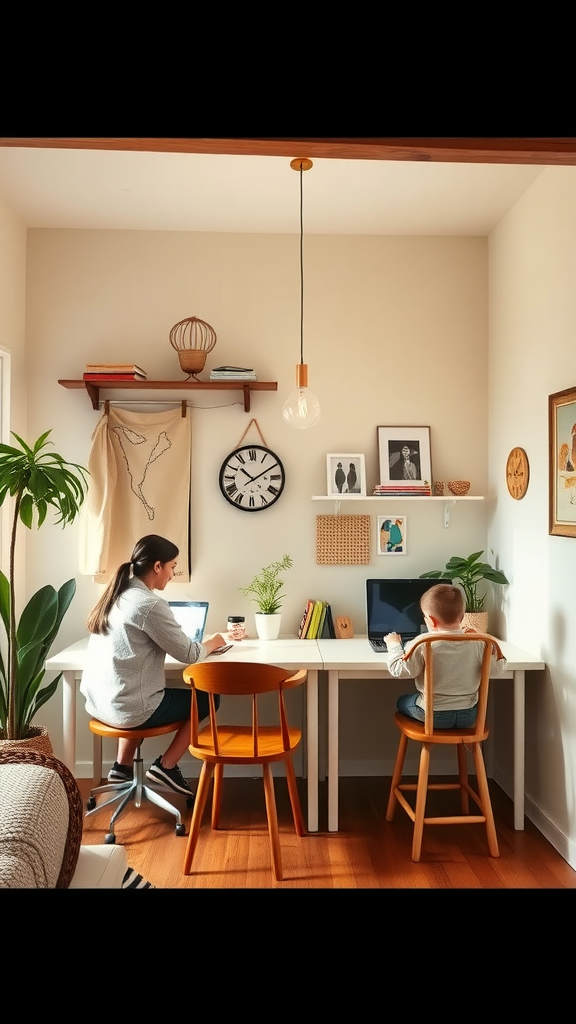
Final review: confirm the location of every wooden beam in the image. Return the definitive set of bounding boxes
[1,137,576,165]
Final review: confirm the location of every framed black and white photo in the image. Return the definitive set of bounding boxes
[377,426,432,487]
[377,515,407,555]
[326,453,366,496]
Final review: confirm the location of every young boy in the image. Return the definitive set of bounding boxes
[384,583,507,728]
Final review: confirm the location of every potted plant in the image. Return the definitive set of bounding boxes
[420,550,509,630]
[0,431,88,746]
[240,554,293,640]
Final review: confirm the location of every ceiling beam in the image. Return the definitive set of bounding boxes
[1,137,576,165]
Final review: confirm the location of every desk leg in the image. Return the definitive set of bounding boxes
[62,670,77,773]
[306,669,319,832]
[513,669,525,830]
[328,670,339,832]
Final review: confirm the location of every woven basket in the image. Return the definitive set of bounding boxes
[448,480,470,495]
[169,316,217,379]
[177,349,208,375]
[0,724,53,756]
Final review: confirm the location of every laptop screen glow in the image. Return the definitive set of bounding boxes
[168,601,209,643]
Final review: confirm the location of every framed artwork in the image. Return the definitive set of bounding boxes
[326,454,366,496]
[377,515,407,555]
[377,426,432,487]
[549,386,576,537]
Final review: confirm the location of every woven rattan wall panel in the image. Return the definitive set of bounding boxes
[316,514,371,564]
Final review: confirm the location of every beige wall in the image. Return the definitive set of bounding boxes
[488,166,576,868]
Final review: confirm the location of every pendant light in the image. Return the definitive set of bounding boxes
[282,157,321,430]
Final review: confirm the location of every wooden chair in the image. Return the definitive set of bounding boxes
[386,632,504,862]
[85,719,190,843]
[182,661,307,881]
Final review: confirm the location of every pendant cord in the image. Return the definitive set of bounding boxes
[299,163,304,366]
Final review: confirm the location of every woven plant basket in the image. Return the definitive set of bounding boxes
[461,611,488,633]
[0,724,53,756]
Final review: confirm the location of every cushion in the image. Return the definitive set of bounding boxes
[0,749,83,888]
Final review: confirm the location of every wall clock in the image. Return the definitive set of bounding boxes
[219,444,285,511]
[506,446,530,500]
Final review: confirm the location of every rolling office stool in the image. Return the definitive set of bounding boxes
[85,719,193,844]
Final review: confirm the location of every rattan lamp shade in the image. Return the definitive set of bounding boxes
[169,316,217,378]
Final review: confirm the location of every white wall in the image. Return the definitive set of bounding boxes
[488,166,576,868]
[22,229,490,773]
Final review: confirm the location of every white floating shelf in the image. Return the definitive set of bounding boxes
[311,495,484,501]
[311,494,484,528]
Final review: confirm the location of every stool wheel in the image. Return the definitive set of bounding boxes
[87,796,96,811]
[105,833,116,844]
[175,823,186,837]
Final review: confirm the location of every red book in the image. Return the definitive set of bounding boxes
[83,373,146,381]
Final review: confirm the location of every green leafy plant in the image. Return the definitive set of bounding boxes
[240,554,293,615]
[0,431,88,739]
[420,550,509,613]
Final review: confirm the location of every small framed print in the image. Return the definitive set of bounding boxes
[549,386,576,537]
[377,426,432,487]
[377,515,407,555]
[326,454,366,496]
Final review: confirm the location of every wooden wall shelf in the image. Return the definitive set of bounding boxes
[58,378,278,413]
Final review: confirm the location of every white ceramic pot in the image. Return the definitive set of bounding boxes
[254,613,281,640]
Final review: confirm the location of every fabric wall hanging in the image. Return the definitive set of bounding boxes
[315,514,371,564]
[79,406,191,582]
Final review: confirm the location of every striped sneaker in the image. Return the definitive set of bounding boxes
[146,756,194,796]
[108,761,133,783]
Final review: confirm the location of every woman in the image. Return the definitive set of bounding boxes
[80,534,225,796]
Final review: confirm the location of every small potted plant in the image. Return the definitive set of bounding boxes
[240,554,293,640]
[0,431,88,748]
[420,550,508,631]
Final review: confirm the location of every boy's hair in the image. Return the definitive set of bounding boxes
[420,584,464,625]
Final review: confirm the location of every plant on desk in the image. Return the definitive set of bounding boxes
[0,432,88,743]
[240,554,293,640]
[420,549,508,631]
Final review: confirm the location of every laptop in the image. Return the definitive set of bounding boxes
[366,578,450,652]
[168,601,209,643]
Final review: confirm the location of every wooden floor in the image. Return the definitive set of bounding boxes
[78,775,576,889]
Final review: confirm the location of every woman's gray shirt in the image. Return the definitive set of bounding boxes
[80,578,206,727]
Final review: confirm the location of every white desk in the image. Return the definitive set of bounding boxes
[317,636,545,832]
[46,634,544,835]
[45,637,323,832]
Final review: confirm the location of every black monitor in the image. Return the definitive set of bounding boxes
[366,578,450,644]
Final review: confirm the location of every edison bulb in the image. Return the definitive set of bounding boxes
[283,386,321,430]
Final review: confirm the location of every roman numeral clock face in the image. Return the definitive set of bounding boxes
[218,445,286,511]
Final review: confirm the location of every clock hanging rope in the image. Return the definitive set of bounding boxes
[219,419,286,512]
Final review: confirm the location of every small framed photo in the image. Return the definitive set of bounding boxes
[549,386,576,537]
[377,426,432,486]
[377,515,407,555]
[326,454,366,496]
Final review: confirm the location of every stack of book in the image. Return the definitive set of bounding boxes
[83,363,147,381]
[209,366,257,381]
[298,599,336,639]
[372,482,431,497]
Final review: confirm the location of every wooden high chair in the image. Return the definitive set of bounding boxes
[182,661,307,881]
[386,632,504,862]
